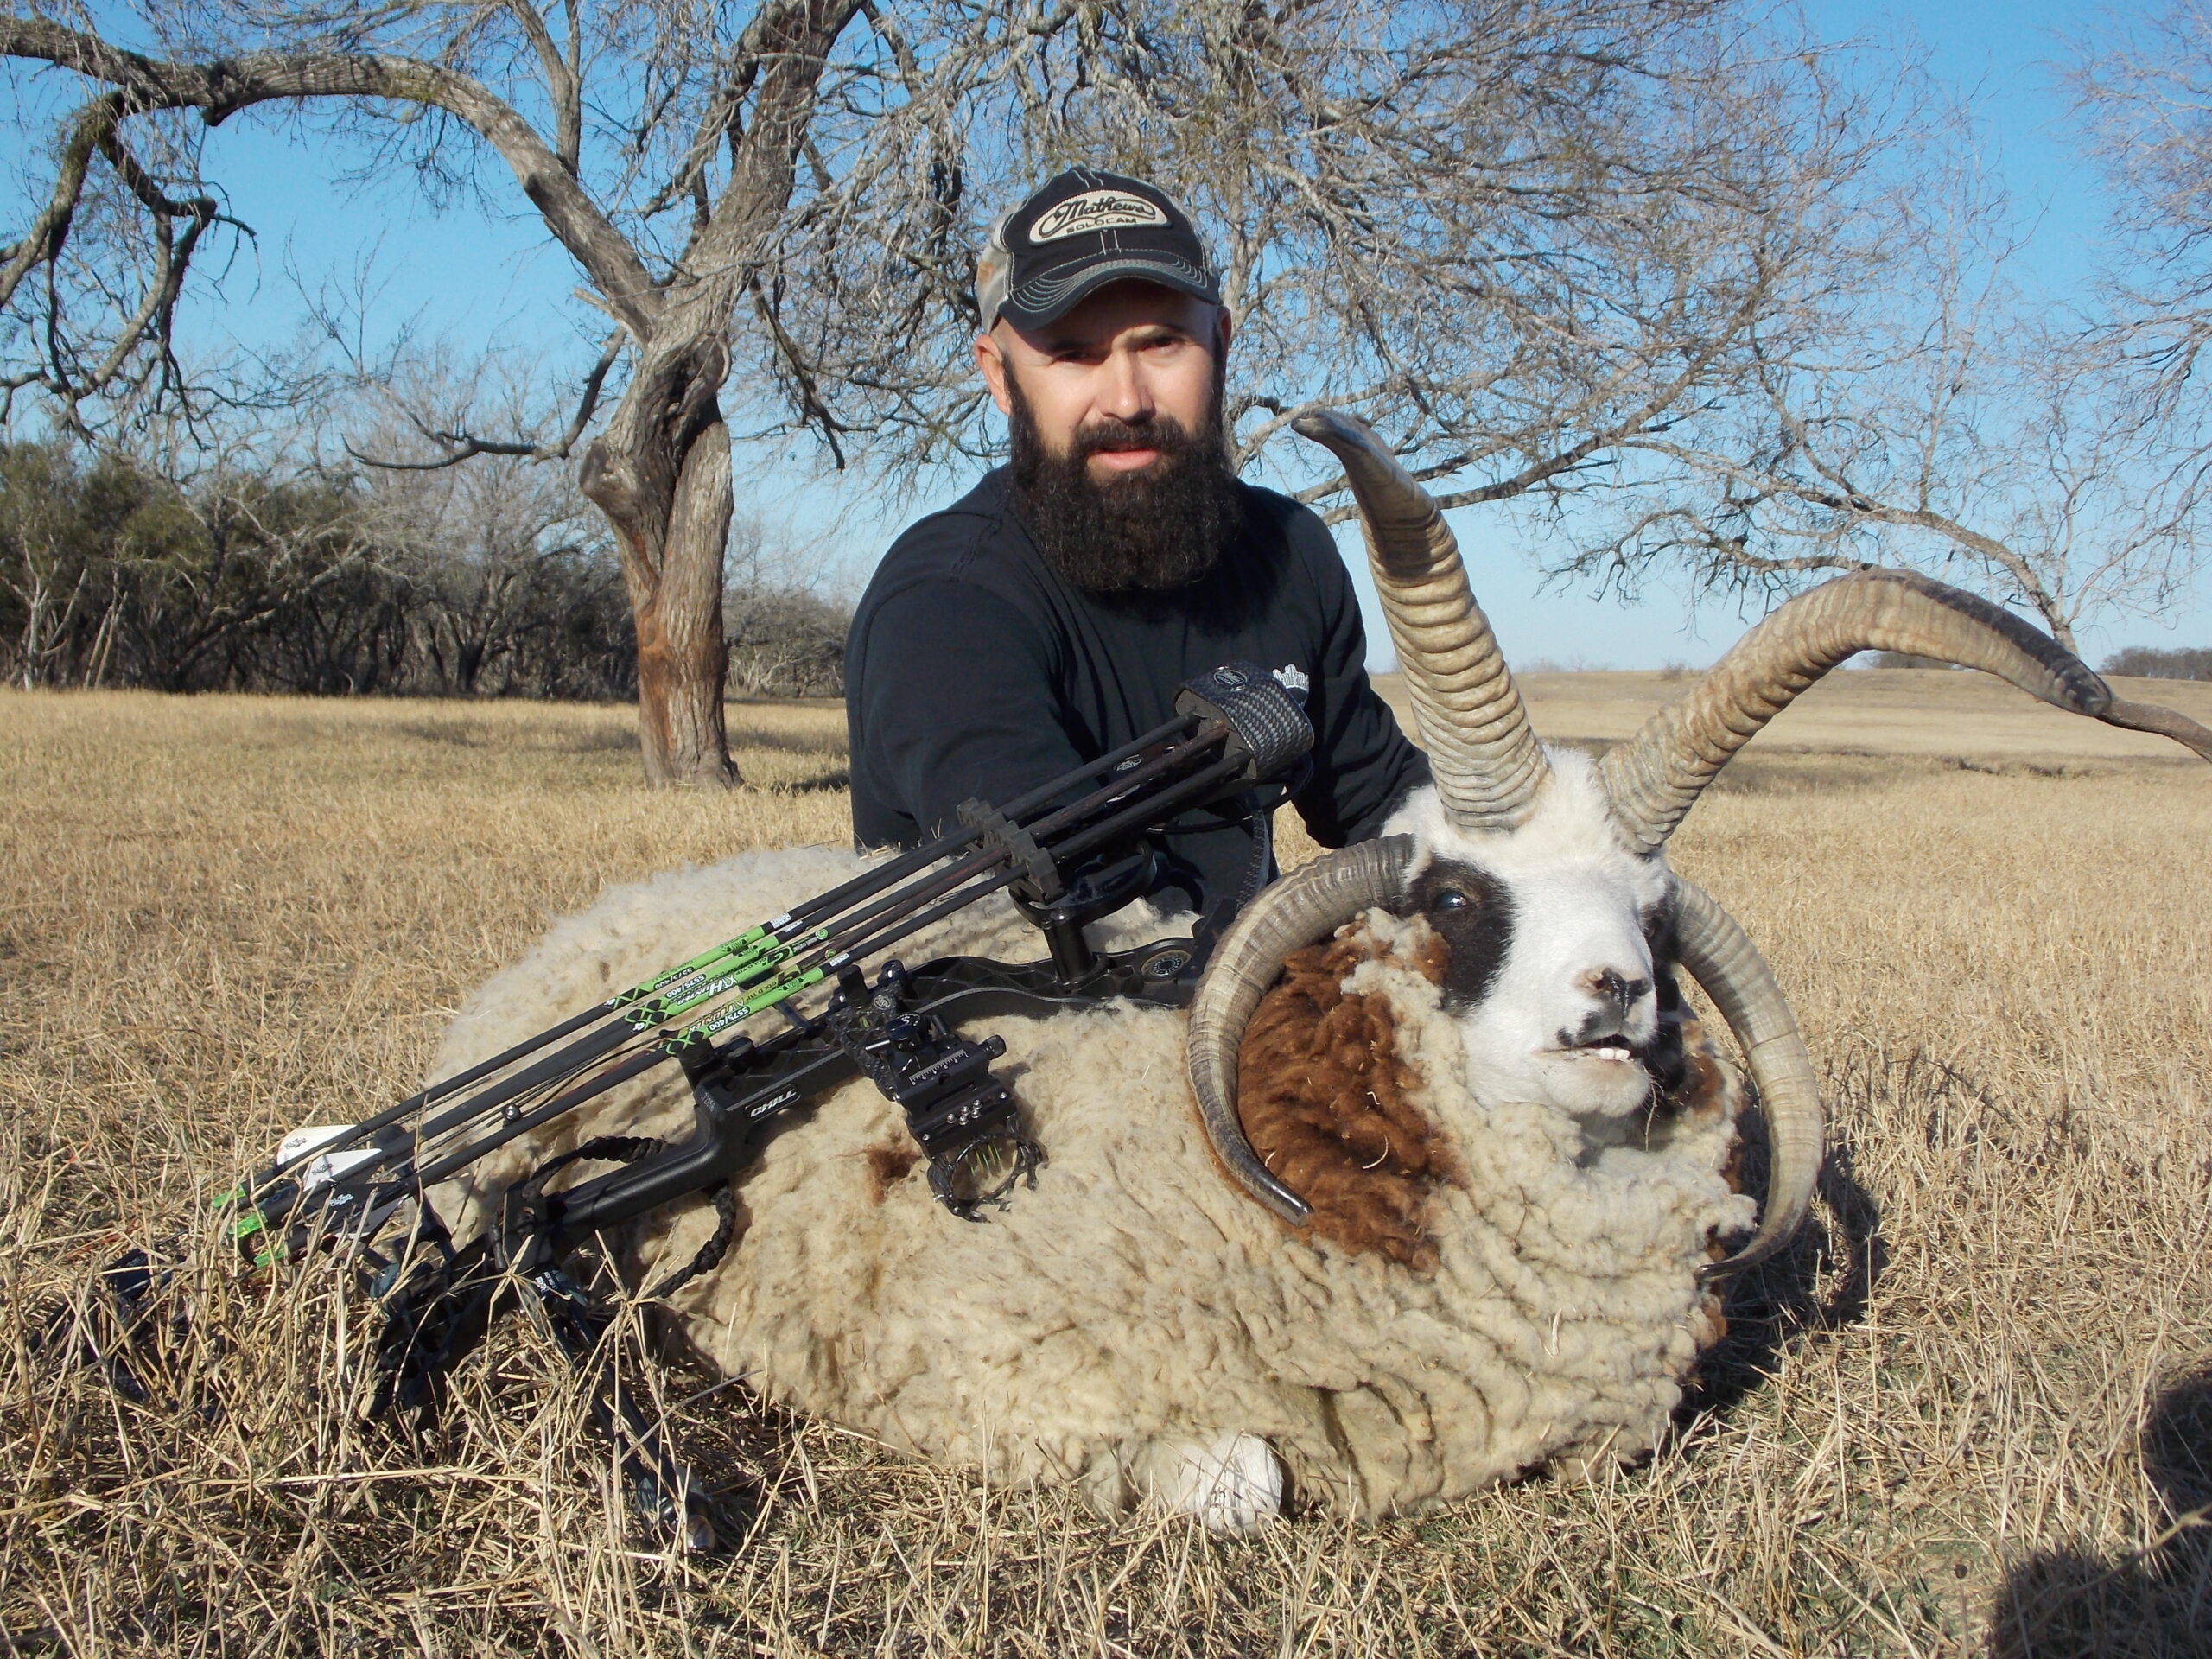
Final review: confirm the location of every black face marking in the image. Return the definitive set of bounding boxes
[1408,859,1516,1012]
[1640,1006,1690,1108]
[1637,892,1689,1106]
[1639,893,1683,1013]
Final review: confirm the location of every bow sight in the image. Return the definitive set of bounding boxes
[80,662,1313,1550]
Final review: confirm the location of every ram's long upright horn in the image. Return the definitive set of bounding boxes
[1186,836,1415,1222]
[1603,568,2212,852]
[1294,411,1552,830]
[1669,878,1822,1279]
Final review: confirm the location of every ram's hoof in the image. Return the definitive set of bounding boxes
[1161,1433,1284,1535]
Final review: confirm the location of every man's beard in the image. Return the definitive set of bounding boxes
[1006,370,1241,594]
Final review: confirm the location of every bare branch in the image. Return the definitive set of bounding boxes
[348,334,626,469]
[0,16,658,334]
[0,92,124,319]
[504,1,582,172]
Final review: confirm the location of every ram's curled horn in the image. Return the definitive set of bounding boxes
[1602,568,2212,852]
[1292,410,1552,831]
[1186,836,1415,1222]
[1669,877,1822,1279]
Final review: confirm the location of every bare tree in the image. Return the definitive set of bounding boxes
[6,1,1947,773]
[1543,198,2210,655]
[2071,5,2212,434]
[1,444,105,687]
[754,2,1932,518]
[722,512,847,696]
[1513,11,2212,656]
[364,449,610,695]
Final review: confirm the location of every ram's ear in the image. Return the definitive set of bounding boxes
[1231,922,1459,1270]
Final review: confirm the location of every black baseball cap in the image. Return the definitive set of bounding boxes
[976,168,1220,332]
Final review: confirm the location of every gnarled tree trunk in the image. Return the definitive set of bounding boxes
[582,335,739,786]
[570,0,864,787]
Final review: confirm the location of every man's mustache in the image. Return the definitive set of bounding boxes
[1070,416,1192,461]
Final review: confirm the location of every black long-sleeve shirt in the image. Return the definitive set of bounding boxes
[845,467,1427,914]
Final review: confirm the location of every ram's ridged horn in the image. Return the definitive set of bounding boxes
[1669,878,1822,1279]
[1603,567,2212,852]
[1293,410,1552,830]
[1186,836,1415,1222]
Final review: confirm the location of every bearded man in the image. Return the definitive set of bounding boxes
[846,168,1427,916]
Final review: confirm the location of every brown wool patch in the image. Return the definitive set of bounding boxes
[1688,1291,1729,1354]
[863,1139,921,1204]
[1235,921,1463,1270]
[1407,925,1451,988]
[1662,1015,1745,1207]
[1681,1288,1732,1387]
[1669,1014,1751,1277]
[1663,1016,1732,1126]
[1714,1131,1746,1208]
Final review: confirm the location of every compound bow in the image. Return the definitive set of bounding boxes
[81,661,1313,1549]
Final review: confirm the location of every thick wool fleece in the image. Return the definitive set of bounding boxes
[430,845,1751,1519]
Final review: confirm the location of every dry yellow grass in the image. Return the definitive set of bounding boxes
[1,681,2207,1656]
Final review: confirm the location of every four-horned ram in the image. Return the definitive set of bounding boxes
[433,413,2212,1531]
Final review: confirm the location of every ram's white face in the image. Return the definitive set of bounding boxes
[1382,754,1673,1117]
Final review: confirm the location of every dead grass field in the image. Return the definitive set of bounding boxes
[1,675,2208,1656]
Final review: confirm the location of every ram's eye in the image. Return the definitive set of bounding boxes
[1429,888,1471,912]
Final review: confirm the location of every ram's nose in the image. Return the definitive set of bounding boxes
[1565,968,1653,1042]
[1586,966,1650,1014]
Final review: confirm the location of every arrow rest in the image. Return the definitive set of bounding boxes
[826,960,1042,1220]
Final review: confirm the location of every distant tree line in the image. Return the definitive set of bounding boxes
[1871,644,2210,679]
[0,442,847,700]
[722,519,850,700]
[2102,645,2212,680]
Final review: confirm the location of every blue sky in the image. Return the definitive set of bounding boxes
[17,1,2209,669]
